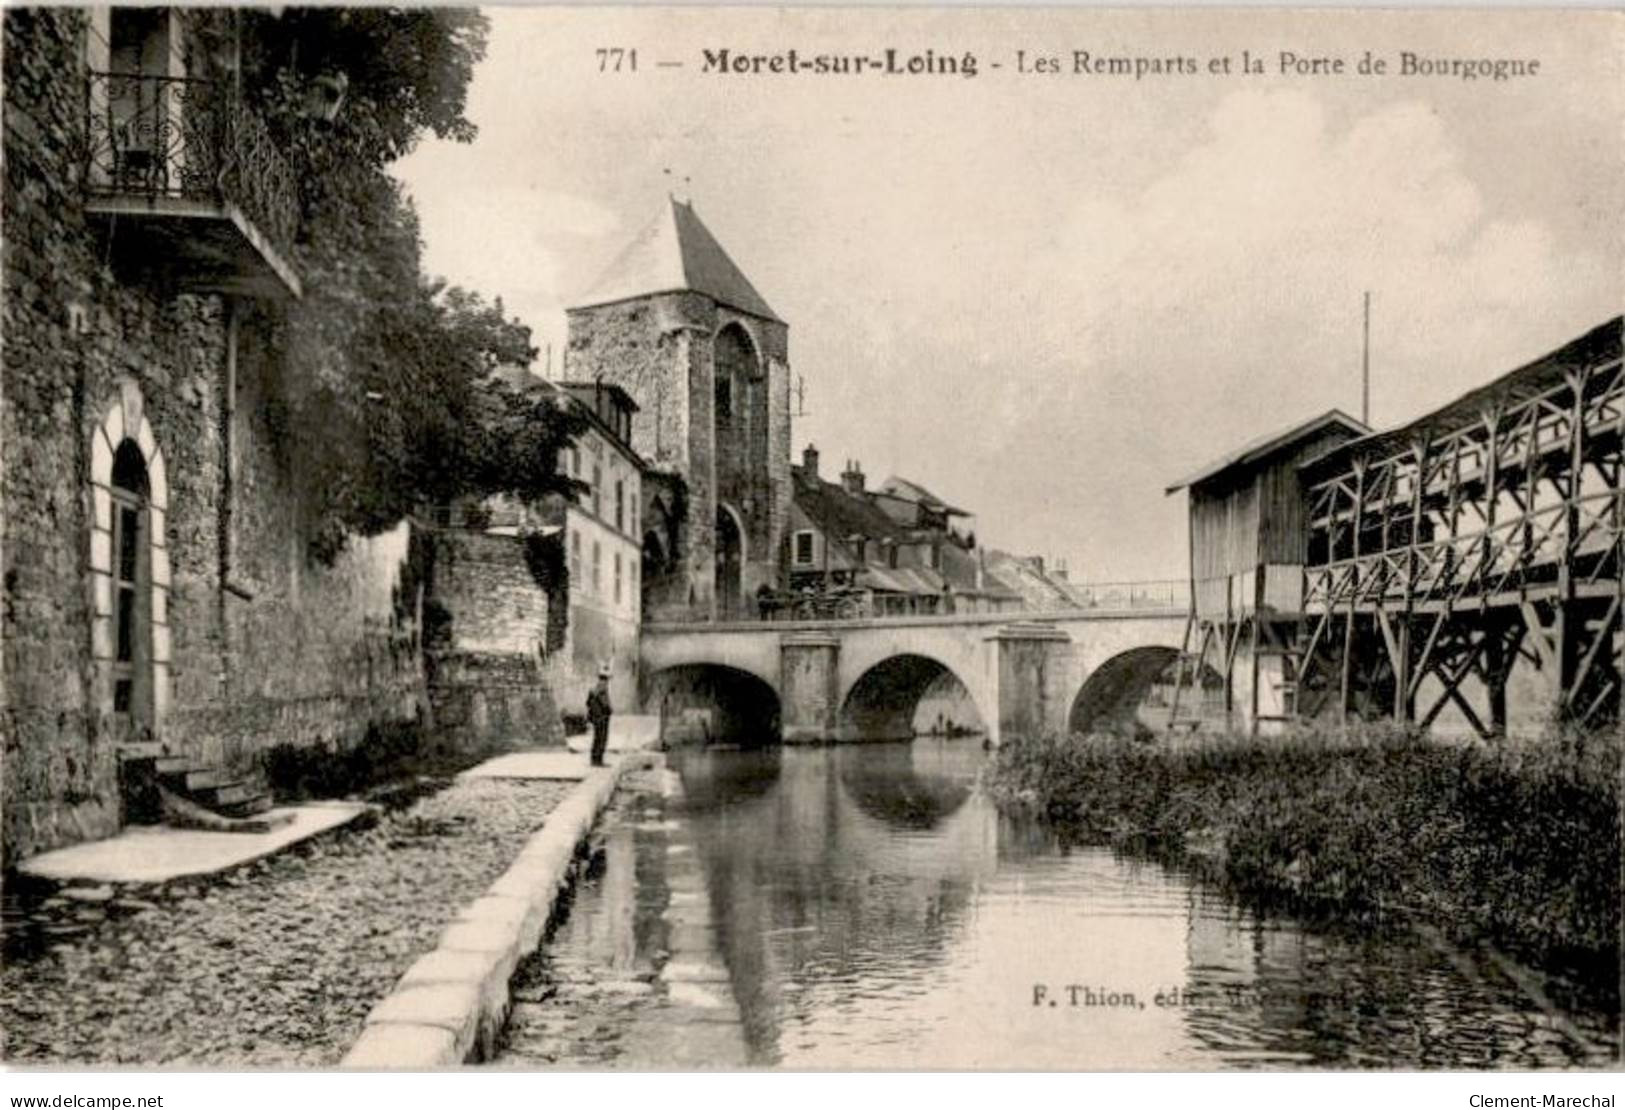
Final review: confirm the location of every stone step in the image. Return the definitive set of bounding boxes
[117,741,166,761]
[214,792,274,819]
[198,781,259,807]
[153,756,204,775]
[137,753,279,824]
[179,769,233,791]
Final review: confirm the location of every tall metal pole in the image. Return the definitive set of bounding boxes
[1362,291,1371,426]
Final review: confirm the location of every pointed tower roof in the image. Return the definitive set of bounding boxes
[570,197,781,322]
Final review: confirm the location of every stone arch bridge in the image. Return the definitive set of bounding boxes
[639,610,1188,745]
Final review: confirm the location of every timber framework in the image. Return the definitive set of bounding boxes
[1167,317,1623,737]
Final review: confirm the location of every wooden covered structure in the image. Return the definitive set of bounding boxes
[1165,410,1371,730]
[1295,318,1623,735]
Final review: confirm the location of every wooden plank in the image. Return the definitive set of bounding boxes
[1520,601,1560,672]
[1566,595,1622,708]
[1408,611,1449,701]
[1164,608,1197,730]
[1376,609,1401,676]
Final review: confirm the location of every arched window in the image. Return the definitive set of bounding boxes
[713,325,758,485]
[715,504,744,620]
[109,441,150,718]
[89,380,171,741]
[715,374,733,422]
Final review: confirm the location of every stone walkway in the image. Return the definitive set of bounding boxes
[1,777,571,1067]
[16,802,371,885]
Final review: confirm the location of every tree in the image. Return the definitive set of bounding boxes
[232,9,586,558]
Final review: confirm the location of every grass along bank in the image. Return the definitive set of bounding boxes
[988,726,1620,984]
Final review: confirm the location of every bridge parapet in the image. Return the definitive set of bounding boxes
[644,605,1186,638]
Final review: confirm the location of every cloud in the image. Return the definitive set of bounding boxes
[856,88,1617,576]
[398,26,1619,583]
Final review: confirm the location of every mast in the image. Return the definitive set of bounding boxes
[1362,291,1371,425]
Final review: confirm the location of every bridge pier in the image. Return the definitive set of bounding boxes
[779,631,842,743]
[985,623,1072,747]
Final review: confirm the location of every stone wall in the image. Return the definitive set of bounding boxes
[1,10,427,864]
[429,531,550,658]
[425,650,562,754]
[565,291,791,619]
[422,529,565,752]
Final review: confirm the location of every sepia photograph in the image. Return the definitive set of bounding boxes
[0,1,1621,1084]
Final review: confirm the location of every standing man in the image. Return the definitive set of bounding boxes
[587,664,613,767]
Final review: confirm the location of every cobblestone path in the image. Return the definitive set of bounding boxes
[1,777,570,1067]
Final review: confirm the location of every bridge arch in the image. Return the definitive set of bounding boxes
[647,662,781,746]
[840,653,987,741]
[1067,645,1181,738]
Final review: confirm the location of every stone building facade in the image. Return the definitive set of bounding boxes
[564,198,791,623]
[1,8,429,864]
[474,368,648,717]
[553,382,645,714]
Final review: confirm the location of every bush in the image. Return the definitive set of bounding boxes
[261,718,430,801]
[989,725,1621,972]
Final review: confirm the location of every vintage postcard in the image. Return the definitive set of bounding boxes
[1,2,1621,1081]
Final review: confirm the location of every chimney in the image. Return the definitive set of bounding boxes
[841,459,865,495]
[802,443,820,479]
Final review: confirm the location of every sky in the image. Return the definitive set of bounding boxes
[395,7,1623,580]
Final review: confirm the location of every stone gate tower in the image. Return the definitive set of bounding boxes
[564,198,791,621]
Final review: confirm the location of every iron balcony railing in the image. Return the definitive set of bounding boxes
[83,71,299,260]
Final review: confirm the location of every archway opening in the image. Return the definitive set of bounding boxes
[641,528,667,617]
[109,439,153,733]
[841,654,985,742]
[713,324,758,480]
[648,663,780,747]
[715,505,743,620]
[1068,646,1183,739]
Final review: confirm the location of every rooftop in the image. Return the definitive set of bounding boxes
[1300,316,1622,477]
[570,197,781,322]
[793,464,910,546]
[555,379,641,413]
[1164,409,1371,494]
[876,476,969,517]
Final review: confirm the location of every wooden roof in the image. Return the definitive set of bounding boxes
[1300,316,1622,477]
[1165,409,1371,495]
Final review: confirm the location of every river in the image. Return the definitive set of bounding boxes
[497,738,1617,1069]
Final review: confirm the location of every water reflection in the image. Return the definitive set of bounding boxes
[671,740,1616,1069]
[837,740,977,831]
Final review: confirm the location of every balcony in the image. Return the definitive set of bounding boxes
[83,72,301,298]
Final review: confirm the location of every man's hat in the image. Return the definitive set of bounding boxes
[598,664,611,678]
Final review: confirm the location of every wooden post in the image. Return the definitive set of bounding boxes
[1166,608,1195,732]
[1340,461,1365,723]
[1395,438,1428,724]
[1249,614,1261,736]
[1486,622,1508,736]
[1557,368,1590,715]
[1223,574,1234,721]
[1480,408,1500,609]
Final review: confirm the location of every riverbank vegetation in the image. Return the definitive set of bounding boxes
[989,726,1620,979]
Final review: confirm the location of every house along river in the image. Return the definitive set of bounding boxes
[494,739,1617,1069]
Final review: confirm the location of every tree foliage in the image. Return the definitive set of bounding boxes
[233,9,580,558]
